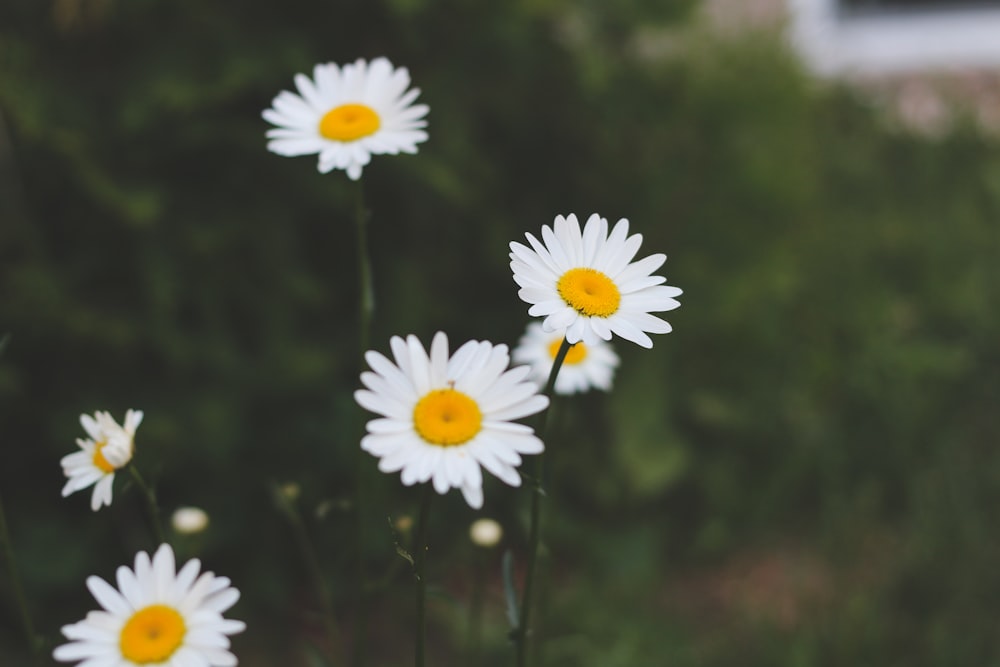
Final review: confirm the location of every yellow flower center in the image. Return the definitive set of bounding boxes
[556,268,621,317]
[119,604,186,664]
[413,389,482,447]
[548,339,587,365]
[318,103,381,141]
[92,441,116,474]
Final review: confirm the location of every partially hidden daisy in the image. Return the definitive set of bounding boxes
[262,56,429,180]
[355,331,550,509]
[61,410,143,511]
[513,322,620,395]
[53,543,245,667]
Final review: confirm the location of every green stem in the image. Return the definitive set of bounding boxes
[127,464,166,547]
[273,485,343,663]
[414,485,434,667]
[0,492,41,664]
[355,180,375,356]
[468,549,487,662]
[515,337,572,667]
[352,179,374,667]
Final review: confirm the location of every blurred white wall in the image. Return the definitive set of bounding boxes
[787,0,1000,75]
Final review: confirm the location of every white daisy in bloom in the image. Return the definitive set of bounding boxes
[262,57,429,180]
[513,322,620,395]
[61,410,143,512]
[53,543,245,667]
[510,213,683,349]
[354,332,550,509]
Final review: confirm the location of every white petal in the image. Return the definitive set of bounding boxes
[86,576,131,616]
[461,483,483,509]
[607,316,654,348]
[89,476,114,511]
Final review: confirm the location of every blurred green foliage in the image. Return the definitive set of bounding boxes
[3,0,1000,665]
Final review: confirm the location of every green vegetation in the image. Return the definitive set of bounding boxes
[2,1,1000,665]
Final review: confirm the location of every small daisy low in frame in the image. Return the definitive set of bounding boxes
[355,331,550,509]
[513,322,620,395]
[510,213,682,349]
[262,57,429,180]
[53,543,245,667]
[61,409,143,511]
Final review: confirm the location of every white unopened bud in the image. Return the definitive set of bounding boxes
[171,506,209,534]
[469,518,503,548]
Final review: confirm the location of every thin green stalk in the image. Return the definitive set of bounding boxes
[414,485,434,667]
[272,485,344,663]
[352,179,374,667]
[127,464,166,547]
[515,337,572,667]
[0,492,41,664]
[355,180,375,355]
[468,548,488,662]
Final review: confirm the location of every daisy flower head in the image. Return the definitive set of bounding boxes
[513,322,620,395]
[354,331,550,509]
[262,57,429,180]
[510,213,683,349]
[61,410,143,511]
[53,543,245,667]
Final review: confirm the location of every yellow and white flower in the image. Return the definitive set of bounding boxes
[512,322,619,394]
[53,543,245,667]
[355,332,549,509]
[263,57,429,180]
[510,213,682,349]
[61,410,143,511]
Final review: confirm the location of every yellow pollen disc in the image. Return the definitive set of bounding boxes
[119,604,186,664]
[556,267,621,317]
[413,389,483,447]
[318,103,381,141]
[92,441,116,474]
[548,339,587,365]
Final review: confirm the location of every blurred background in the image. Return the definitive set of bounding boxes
[3,0,1000,665]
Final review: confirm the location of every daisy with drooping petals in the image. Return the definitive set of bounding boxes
[355,331,550,509]
[53,543,245,667]
[262,57,429,180]
[61,410,143,511]
[510,213,683,349]
[513,322,620,395]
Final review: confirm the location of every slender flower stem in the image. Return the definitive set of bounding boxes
[355,180,375,356]
[272,485,344,663]
[515,337,572,667]
[352,179,374,667]
[468,546,489,662]
[414,484,434,667]
[127,464,166,547]
[0,492,41,664]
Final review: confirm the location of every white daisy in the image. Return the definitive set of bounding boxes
[262,57,429,180]
[61,410,143,512]
[512,322,620,395]
[510,213,683,349]
[354,331,550,509]
[53,543,245,667]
